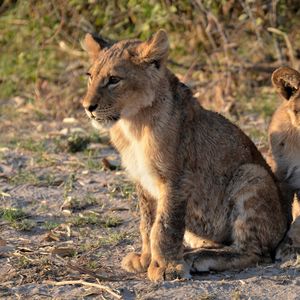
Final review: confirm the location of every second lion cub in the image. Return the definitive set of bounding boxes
[268,66,300,221]
[268,66,300,259]
[82,30,287,281]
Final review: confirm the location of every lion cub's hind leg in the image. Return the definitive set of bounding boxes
[184,164,287,273]
[122,185,155,273]
[184,231,224,250]
[293,196,300,221]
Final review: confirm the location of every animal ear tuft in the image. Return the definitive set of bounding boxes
[138,29,169,64]
[82,33,110,62]
[272,67,300,100]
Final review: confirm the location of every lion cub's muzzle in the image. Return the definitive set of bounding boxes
[84,108,97,120]
[82,98,120,125]
[84,107,120,125]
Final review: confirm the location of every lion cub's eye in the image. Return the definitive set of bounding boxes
[107,76,121,86]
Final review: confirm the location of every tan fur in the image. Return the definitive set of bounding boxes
[82,30,287,281]
[268,66,300,261]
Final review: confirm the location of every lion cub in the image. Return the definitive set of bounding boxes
[268,66,300,260]
[82,30,287,281]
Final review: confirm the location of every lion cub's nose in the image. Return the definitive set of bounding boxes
[87,104,98,112]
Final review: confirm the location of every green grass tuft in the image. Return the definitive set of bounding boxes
[98,231,127,246]
[0,207,26,222]
[0,207,36,231]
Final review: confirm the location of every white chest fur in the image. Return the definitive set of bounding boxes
[118,121,160,200]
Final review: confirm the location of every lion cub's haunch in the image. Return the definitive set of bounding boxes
[82,30,286,281]
[268,66,300,260]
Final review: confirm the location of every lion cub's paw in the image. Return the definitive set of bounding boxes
[276,237,300,266]
[147,260,191,282]
[121,252,150,273]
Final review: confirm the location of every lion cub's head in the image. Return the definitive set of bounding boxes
[82,30,169,128]
[272,66,300,126]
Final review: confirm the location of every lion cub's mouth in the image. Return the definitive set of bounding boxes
[85,109,120,127]
[85,110,96,119]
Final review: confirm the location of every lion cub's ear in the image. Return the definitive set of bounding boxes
[272,66,300,100]
[83,33,109,62]
[138,30,169,67]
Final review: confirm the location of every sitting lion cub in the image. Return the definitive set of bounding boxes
[268,66,300,260]
[82,30,287,281]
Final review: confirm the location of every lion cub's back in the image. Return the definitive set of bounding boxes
[192,108,268,172]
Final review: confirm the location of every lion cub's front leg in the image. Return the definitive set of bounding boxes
[122,185,154,273]
[147,185,191,282]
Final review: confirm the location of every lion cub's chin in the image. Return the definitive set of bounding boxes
[91,119,117,131]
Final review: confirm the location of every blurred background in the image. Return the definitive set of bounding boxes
[1,0,300,125]
[1,0,300,179]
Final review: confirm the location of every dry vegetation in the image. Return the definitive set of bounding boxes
[1,0,300,299]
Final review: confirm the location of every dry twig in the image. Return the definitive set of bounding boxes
[51,254,121,282]
[46,280,122,299]
[268,27,296,68]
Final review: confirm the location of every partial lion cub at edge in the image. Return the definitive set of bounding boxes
[268,66,300,260]
[82,30,287,281]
